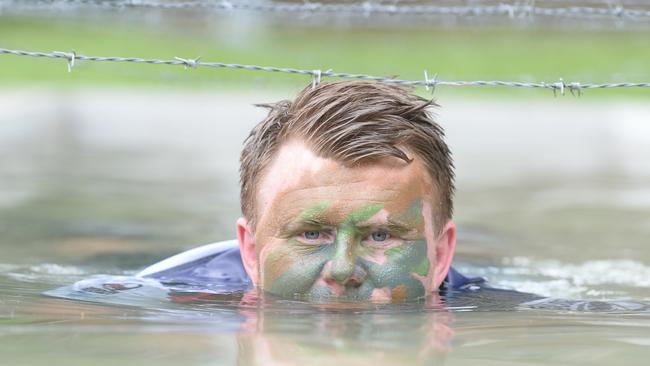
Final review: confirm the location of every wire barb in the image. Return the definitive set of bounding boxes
[174,56,201,69]
[423,70,437,94]
[53,50,76,72]
[568,82,582,97]
[311,69,322,89]
[551,78,565,97]
[311,68,334,89]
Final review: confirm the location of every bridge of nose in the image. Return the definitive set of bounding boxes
[328,231,368,285]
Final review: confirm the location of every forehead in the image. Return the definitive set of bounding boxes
[255,140,434,227]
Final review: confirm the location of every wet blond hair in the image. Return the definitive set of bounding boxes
[240,81,454,231]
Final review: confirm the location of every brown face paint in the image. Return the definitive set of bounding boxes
[391,284,408,303]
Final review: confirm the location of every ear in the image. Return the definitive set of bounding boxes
[237,217,260,285]
[432,220,457,289]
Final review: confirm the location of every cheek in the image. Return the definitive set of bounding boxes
[361,240,430,299]
[261,240,334,297]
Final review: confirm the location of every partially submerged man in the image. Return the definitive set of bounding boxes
[236,80,457,302]
[136,80,486,303]
[49,81,493,304]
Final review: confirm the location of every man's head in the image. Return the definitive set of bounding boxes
[237,81,456,302]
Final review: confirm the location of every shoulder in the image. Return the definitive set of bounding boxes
[442,267,544,308]
[136,240,240,277]
[136,240,252,292]
[442,266,487,292]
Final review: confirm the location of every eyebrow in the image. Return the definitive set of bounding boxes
[355,219,416,234]
[279,218,331,235]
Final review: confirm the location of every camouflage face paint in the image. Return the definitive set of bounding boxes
[265,238,336,297]
[261,201,433,302]
[264,203,382,298]
[361,239,429,301]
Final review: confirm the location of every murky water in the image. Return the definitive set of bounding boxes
[2,88,650,365]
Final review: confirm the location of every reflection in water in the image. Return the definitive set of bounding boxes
[201,290,454,366]
[237,309,452,365]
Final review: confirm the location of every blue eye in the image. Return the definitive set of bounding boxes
[371,231,389,241]
[304,231,320,240]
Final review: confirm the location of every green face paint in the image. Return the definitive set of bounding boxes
[412,254,431,277]
[395,200,424,227]
[344,203,384,224]
[360,239,429,300]
[265,238,335,297]
[297,201,331,221]
[384,247,403,258]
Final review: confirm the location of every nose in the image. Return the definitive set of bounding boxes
[325,233,367,287]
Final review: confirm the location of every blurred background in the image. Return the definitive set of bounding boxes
[2,0,650,299]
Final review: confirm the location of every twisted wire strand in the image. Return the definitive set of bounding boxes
[4,0,650,20]
[2,47,649,93]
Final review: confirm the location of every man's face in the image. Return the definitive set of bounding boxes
[238,140,455,302]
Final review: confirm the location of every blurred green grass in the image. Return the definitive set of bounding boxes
[1,16,649,98]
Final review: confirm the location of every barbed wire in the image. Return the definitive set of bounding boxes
[3,0,650,21]
[1,47,649,95]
